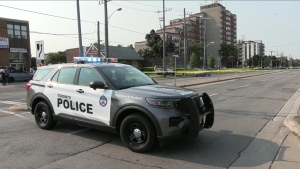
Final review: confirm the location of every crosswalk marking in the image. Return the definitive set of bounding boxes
[0,100,24,105]
[0,110,29,119]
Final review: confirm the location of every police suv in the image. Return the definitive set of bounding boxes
[26,57,214,153]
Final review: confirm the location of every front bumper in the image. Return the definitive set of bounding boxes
[158,93,214,143]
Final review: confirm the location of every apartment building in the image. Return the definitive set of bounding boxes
[135,2,236,67]
[200,3,237,64]
[237,40,265,66]
[0,17,31,71]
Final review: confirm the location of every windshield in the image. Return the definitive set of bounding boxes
[98,66,156,89]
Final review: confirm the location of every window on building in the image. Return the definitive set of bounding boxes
[21,31,27,39]
[14,25,21,39]
[7,24,14,38]
[21,26,27,39]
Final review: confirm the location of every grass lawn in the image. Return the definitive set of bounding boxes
[144,68,277,77]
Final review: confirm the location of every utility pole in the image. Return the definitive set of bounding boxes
[203,18,206,69]
[163,0,166,76]
[76,0,83,57]
[281,52,284,67]
[97,21,101,57]
[104,0,109,58]
[270,50,275,69]
[183,8,186,71]
[157,3,171,77]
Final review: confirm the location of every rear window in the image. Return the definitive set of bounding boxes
[32,68,53,81]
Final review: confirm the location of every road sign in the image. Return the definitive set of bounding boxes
[36,41,45,59]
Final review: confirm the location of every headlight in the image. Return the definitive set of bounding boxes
[145,98,178,108]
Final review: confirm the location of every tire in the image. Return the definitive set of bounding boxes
[120,114,156,153]
[34,101,57,130]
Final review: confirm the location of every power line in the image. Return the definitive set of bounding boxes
[0,26,95,36]
[0,26,132,45]
[0,4,96,24]
[0,4,145,36]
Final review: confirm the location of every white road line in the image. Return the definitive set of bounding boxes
[68,128,90,135]
[1,110,29,119]
[0,100,24,105]
[239,84,251,88]
[209,93,219,97]
[261,79,268,82]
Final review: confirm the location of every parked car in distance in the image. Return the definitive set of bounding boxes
[8,70,34,82]
[195,71,211,77]
[156,67,175,75]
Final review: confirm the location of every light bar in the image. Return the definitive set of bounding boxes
[73,57,118,63]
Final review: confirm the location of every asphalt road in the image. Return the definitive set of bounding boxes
[0,70,299,169]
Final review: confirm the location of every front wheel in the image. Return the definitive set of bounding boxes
[120,114,156,153]
[34,101,57,129]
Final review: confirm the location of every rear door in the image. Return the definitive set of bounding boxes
[44,67,77,119]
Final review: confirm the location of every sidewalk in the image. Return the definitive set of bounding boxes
[6,70,300,168]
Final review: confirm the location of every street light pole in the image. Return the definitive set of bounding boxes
[204,42,214,69]
[201,17,211,69]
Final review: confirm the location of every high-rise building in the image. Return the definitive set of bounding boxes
[237,40,265,67]
[135,2,237,68]
[200,3,237,66]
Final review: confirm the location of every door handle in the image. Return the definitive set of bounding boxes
[76,89,84,93]
[47,84,53,88]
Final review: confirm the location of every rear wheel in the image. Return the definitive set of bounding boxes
[34,101,57,129]
[120,114,156,153]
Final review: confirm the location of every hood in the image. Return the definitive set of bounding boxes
[119,84,198,98]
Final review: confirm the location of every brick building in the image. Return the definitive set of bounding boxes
[0,17,31,71]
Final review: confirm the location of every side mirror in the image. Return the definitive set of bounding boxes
[90,81,105,90]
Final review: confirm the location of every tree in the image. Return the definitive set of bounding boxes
[145,29,163,65]
[145,29,175,66]
[189,52,198,68]
[165,41,175,54]
[31,57,36,68]
[169,57,175,68]
[218,43,238,67]
[244,59,249,67]
[138,49,153,67]
[190,43,203,66]
[208,54,215,68]
[44,51,66,65]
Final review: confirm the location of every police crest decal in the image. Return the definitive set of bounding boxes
[99,95,107,107]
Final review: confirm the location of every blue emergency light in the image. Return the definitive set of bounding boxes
[73,57,118,64]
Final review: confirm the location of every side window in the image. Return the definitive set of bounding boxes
[57,67,76,84]
[32,68,53,81]
[78,68,104,86]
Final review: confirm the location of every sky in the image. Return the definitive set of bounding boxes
[0,0,299,59]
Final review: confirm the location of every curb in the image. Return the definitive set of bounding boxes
[176,71,276,87]
[285,114,300,137]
